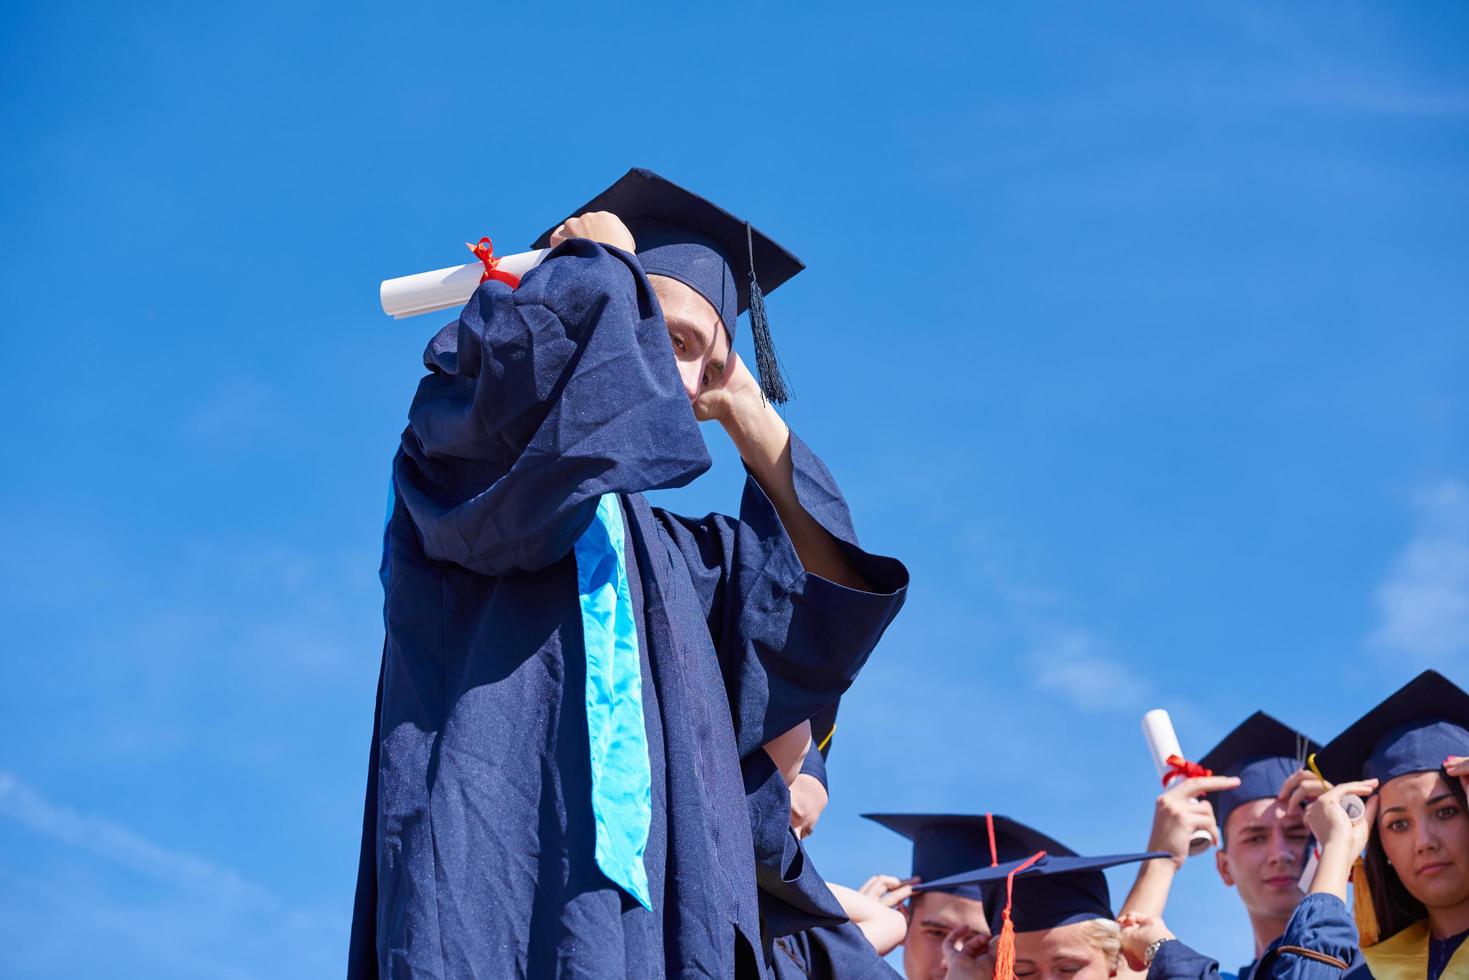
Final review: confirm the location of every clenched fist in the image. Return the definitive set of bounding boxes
[548,211,636,253]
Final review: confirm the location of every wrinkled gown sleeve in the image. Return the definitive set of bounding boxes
[1149,940,1224,979]
[1149,895,1366,980]
[743,753,901,977]
[395,238,710,576]
[1257,895,1367,980]
[742,751,847,938]
[772,922,904,980]
[655,436,909,757]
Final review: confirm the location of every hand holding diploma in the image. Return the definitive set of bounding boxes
[379,245,551,319]
[1141,709,1234,857]
[1146,770,1239,865]
[380,212,638,320]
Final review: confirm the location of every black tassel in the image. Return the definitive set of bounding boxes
[746,223,790,405]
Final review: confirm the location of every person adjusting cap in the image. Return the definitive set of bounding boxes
[533,167,804,403]
[1199,710,1319,831]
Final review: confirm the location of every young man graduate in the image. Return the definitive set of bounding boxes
[347,169,909,978]
[1118,712,1369,979]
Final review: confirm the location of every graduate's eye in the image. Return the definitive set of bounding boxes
[670,332,687,353]
[1386,817,1411,834]
[1241,833,1265,845]
[1286,828,1311,843]
[1436,804,1462,821]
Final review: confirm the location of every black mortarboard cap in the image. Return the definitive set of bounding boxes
[1316,670,1469,785]
[1198,711,1318,833]
[532,168,804,403]
[918,851,1167,933]
[864,813,1076,900]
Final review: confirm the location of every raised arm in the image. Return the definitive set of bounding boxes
[1120,775,1238,920]
[696,356,870,590]
[395,221,710,576]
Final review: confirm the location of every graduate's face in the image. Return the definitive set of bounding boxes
[1010,922,1116,980]
[1215,796,1311,922]
[649,276,731,402]
[902,892,988,980]
[1377,771,1469,910]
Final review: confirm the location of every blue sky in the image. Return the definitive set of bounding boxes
[2,2,1467,976]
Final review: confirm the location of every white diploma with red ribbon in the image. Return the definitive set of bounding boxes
[380,245,551,319]
[1141,708,1216,856]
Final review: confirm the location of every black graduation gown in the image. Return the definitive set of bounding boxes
[346,240,909,979]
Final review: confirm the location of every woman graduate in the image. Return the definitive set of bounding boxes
[347,170,908,979]
[1314,669,1469,980]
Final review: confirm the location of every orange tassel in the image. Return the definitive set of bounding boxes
[993,909,1019,980]
[1351,857,1380,948]
[992,851,1047,980]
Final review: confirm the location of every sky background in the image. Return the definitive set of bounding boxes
[3,2,1468,976]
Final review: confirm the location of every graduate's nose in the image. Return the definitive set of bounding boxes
[677,359,701,401]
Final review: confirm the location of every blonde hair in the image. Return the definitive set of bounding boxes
[1080,918,1122,972]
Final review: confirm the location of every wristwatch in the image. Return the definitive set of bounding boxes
[1143,937,1174,967]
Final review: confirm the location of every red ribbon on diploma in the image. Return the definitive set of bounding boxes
[1162,754,1213,786]
[471,237,521,289]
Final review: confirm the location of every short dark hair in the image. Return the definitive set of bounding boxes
[1365,772,1469,941]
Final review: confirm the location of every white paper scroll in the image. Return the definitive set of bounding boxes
[1141,709,1216,856]
[380,247,551,319]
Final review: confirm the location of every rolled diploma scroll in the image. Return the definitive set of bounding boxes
[1141,709,1215,856]
[380,247,552,319]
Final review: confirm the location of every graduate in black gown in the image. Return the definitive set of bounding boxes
[347,169,909,978]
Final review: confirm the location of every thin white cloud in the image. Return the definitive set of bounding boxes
[1031,629,1148,713]
[1370,481,1469,668]
[0,772,344,978]
[0,770,274,909]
